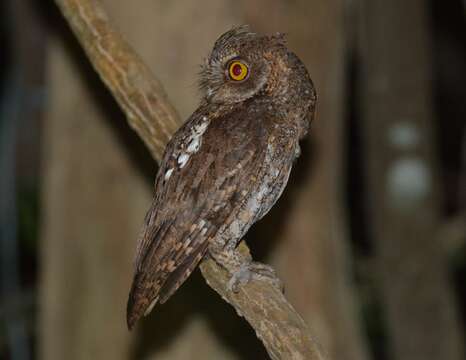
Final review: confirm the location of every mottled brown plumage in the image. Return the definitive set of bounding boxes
[127,26,316,329]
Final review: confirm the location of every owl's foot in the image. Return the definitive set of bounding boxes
[227,261,284,293]
[208,244,284,293]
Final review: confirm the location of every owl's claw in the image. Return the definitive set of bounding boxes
[227,261,284,293]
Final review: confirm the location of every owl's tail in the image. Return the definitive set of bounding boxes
[126,272,159,330]
[126,235,210,330]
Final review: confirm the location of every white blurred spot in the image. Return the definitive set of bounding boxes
[387,157,431,210]
[388,122,420,149]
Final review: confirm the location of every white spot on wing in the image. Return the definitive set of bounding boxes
[164,168,174,180]
[193,121,209,136]
[175,116,210,169]
[187,137,200,152]
[178,153,190,168]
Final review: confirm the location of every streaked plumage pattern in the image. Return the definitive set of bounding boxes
[127,26,316,329]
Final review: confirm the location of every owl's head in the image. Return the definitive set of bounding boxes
[199,26,290,104]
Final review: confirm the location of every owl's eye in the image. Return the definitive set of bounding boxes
[228,60,249,81]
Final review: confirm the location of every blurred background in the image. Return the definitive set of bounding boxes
[0,0,465,359]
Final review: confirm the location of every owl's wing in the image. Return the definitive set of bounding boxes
[127,109,282,329]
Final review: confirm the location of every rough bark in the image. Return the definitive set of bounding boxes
[42,0,326,359]
[358,1,464,359]
[54,0,180,162]
[201,243,326,360]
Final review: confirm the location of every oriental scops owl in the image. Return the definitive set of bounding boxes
[127,26,316,329]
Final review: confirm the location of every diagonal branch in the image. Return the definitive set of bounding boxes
[55,0,180,162]
[54,0,325,359]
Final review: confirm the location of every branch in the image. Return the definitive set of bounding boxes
[54,0,180,162]
[201,243,325,359]
[54,0,325,358]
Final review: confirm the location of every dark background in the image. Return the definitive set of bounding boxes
[0,0,464,359]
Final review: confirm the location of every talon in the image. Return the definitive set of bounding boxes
[227,264,252,292]
[227,261,284,293]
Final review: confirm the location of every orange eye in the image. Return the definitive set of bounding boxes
[228,60,249,81]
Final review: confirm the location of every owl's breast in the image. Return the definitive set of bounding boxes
[249,135,296,222]
[215,124,297,249]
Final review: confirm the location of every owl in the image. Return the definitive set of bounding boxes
[127,26,316,329]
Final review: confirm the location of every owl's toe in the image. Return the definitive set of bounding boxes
[227,261,284,293]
